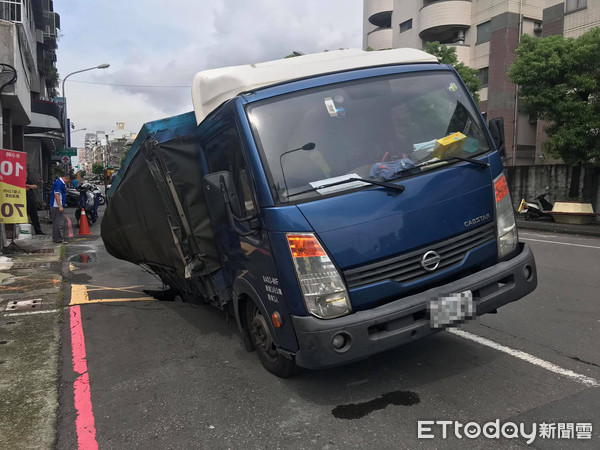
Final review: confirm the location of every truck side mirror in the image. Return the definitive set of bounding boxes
[207,171,243,217]
[488,117,506,159]
[203,171,258,236]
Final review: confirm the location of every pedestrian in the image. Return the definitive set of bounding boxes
[50,173,72,244]
[25,175,44,235]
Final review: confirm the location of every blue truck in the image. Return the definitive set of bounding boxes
[102,48,537,377]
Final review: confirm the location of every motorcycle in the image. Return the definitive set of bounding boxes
[74,182,102,226]
[66,187,81,207]
[518,192,554,221]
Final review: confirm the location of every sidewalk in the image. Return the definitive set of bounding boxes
[0,213,66,449]
[516,217,600,237]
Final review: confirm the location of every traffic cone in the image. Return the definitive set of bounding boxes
[78,209,92,236]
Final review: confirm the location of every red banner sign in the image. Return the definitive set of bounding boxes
[0,149,27,224]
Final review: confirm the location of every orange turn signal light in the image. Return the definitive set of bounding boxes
[287,234,326,258]
[271,312,283,328]
[494,174,509,203]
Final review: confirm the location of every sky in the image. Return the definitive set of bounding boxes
[56,0,364,148]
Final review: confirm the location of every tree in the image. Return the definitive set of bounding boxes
[92,163,104,178]
[508,28,600,197]
[424,42,481,103]
[120,146,131,166]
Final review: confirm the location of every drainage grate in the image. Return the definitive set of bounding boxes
[36,248,55,254]
[11,261,61,269]
[32,235,53,240]
[4,299,43,312]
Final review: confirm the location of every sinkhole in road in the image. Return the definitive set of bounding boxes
[69,252,97,263]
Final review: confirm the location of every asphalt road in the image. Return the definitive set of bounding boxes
[56,217,600,449]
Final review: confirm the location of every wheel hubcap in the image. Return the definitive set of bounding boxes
[251,308,278,361]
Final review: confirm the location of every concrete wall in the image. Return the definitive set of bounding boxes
[506,165,600,220]
[392,0,421,49]
[0,21,32,126]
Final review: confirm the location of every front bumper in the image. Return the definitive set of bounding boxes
[291,243,536,369]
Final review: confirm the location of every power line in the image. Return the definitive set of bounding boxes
[67,79,191,88]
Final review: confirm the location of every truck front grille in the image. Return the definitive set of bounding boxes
[343,223,495,289]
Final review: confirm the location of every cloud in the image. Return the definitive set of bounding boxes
[57,0,363,147]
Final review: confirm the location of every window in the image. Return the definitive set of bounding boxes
[399,19,412,33]
[478,67,489,88]
[566,0,587,13]
[0,0,23,22]
[476,21,491,45]
[204,125,256,216]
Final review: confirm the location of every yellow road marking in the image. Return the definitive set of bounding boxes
[71,284,89,305]
[85,284,148,295]
[73,297,156,305]
[70,284,156,305]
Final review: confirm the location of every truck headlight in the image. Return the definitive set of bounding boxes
[287,233,351,319]
[494,173,518,259]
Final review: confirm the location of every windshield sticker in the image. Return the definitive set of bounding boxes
[324,97,341,118]
[448,82,458,92]
[310,174,368,195]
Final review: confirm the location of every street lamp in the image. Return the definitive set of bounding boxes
[71,128,87,133]
[62,64,110,146]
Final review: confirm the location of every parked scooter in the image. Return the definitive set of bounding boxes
[518,192,554,221]
[74,182,102,226]
[66,187,81,207]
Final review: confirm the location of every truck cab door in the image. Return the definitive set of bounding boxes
[202,120,261,275]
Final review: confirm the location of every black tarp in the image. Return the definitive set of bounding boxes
[101,134,221,279]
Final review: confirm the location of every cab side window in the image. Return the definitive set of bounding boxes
[204,125,257,216]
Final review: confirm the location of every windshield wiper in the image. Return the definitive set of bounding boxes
[417,155,489,169]
[286,177,405,199]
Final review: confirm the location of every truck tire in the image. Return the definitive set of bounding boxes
[245,300,299,378]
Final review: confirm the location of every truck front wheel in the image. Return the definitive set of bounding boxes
[245,300,298,378]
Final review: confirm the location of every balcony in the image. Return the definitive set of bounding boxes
[367,27,393,50]
[419,0,472,41]
[448,44,470,65]
[367,0,393,27]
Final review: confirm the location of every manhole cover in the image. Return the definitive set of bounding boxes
[4,299,43,312]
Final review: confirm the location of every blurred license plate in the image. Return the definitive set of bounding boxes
[429,290,474,328]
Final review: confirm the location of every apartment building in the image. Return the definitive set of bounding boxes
[363,0,598,166]
[0,0,62,182]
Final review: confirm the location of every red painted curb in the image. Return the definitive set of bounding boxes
[70,305,98,449]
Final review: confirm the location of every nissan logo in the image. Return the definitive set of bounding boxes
[421,250,441,272]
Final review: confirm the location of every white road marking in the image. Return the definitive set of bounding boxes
[519,233,559,239]
[449,329,599,388]
[4,309,59,317]
[520,237,600,250]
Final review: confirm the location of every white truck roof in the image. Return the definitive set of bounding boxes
[191,48,438,124]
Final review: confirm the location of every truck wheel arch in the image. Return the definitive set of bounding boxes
[232,277,281,352]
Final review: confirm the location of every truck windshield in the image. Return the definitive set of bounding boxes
[247,71,491,203]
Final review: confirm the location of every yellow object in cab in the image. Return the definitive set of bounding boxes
[432,132,466,158]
